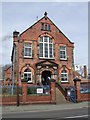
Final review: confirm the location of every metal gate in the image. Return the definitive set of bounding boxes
[70,86,77,103]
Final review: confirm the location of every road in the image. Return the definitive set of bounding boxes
[2,107,89,120]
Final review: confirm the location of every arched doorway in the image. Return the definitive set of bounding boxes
[41,70,51,85]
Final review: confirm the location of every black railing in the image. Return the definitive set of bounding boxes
[2,86,22,95]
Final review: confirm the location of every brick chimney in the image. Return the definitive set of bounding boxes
[13,31,19,42]
[83,65,87,78]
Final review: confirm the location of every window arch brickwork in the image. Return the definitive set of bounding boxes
[59,66,69,83]
[20,65,34,83]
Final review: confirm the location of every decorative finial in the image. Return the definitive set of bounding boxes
[44,12,47,17]
[36,16,38,21]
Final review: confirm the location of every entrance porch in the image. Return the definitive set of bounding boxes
[35,60,58,85]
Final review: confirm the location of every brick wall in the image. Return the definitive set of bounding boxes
[1,95,51,105]
[2,66,12,86]
[80,93,90,101]
[74,79,90,102]
[1,96,22,105]
[1,81,56,105]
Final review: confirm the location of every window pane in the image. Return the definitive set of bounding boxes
[41,23,51,31]
[24,68,32,82]
[25,48,31,56]
[49,38,52,43]
[40,37,43,42]
[62,70,67,73]
[44,36,48,42]
[39,43,43,57]
[60,46,66,50]
[24,69,31,72]
[45,43,48,57]
[61,78,64,81]
[24,43,32,57]
[41,23,44,30]
[48,25,51,31]
[24,73,27,80]
[49,44,53,58]
[27,74,31,81]
[61,69,68,82]
[45,24,47,30]
[60,46,66,59]
[24,43,31,47]
[60,51,66,58]
[39,36,53,58]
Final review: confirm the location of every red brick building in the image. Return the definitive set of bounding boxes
[2,65,12,86]
[11,12,75,88]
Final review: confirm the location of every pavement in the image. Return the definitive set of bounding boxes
[1,101,89,114]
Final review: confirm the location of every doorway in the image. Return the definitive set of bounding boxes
[41,70,51,85]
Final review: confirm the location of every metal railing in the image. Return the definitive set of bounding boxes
[27,85,50,95]
[2,85,22,95]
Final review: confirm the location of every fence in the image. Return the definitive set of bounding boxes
[80,83,90,94]
[1,85,50,96]
[1,81,56,105]
[27,85,50,95]
[2,86,22,95]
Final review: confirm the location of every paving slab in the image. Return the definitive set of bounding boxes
[2,101,89,114]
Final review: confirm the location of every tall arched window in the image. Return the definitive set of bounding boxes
[39,36,54,58]
[61,69,68,82]
[24,68,32,83]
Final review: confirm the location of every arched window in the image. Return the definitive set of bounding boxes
[24,68,32,83]
[61,69,68,82]
[39,36,54,58]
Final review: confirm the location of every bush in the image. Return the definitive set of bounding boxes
[27,87,37,94]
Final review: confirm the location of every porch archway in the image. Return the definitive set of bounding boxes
[41,70,51,85]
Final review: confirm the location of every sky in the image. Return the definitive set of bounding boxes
[1,1,88,70]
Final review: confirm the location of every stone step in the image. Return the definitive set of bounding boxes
[56,88,69,104]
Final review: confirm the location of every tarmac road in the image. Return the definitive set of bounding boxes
[2,107,89,119]
[1,101,89,119]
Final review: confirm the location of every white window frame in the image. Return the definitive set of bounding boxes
[60,46,67,60]
[24,43,32,58]
[24,71,32,83]
[39,36,54,59]
[61,70,68,83]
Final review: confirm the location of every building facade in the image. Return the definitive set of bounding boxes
[1,65,12,86]
[12,12,74,88]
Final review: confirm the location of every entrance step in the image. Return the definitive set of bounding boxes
[56,88,69,104]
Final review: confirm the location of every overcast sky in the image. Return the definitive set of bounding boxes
[1,2,88,69]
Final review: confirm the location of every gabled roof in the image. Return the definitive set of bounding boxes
[20,16,44,36]
[46,17,74,44]
[20,12,74,44]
